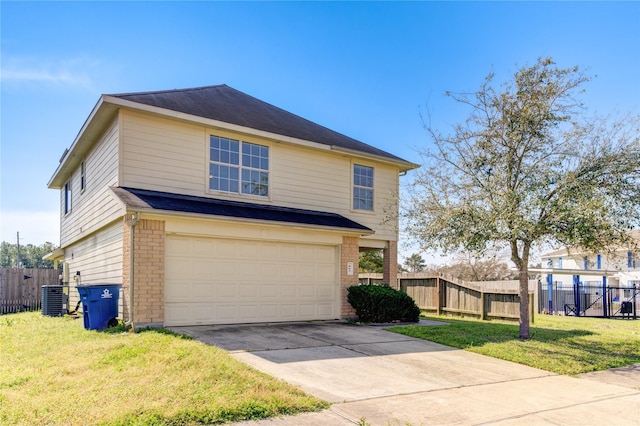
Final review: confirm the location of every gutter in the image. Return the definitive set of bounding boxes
[126,212,140,330]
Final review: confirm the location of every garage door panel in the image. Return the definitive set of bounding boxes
[239,283,259,297]
[260,304,278,318]
[165,281,191,301]
[260,263,278,278]
[239,305,258,319]
[166,257,192,276]
[299,286,315,297]
[219,261,239,277]
[193,283,216,300]
[165,303,217,326]
[317,285,333,298]
[166,236,338,326]
[280,284,298,297]
[218,284,236,298]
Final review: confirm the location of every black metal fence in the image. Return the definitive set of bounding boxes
[539,281,638,319]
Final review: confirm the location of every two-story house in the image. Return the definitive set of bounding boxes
[541,230,640,289]
[47,85,417,329]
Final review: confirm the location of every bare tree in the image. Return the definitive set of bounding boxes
[440,252,516,281]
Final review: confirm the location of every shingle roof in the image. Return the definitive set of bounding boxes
[110,84,409,163]
[111,187,373,233]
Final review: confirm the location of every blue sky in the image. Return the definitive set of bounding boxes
[1,1,639,263]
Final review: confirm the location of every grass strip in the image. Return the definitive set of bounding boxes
[389,315,640,375]
[0,312,327,425]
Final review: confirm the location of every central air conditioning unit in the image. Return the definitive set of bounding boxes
[42,286,69,316]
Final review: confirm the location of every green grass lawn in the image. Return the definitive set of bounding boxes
[0,312,327,426]
[389,315,640,376]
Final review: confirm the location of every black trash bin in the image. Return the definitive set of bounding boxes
[76,284,121,330]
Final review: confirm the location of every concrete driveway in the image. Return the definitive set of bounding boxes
[170,321,640,425]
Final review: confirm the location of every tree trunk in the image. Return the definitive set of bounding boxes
[518,266,530,340]
[511,240,531,340]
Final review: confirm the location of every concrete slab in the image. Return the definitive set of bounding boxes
[170,323,329,352]
[331,375,640,426]
[578,363,640,390]
[173,321,640,426]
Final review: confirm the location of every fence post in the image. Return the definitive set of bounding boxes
[602,276,608,318]
[436,276,442,315]
[480,292,486,320]
[529,292,535,324]
[634,284,637,320]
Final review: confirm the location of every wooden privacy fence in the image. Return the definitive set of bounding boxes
[1,268,60,314]
[360,273,537,321]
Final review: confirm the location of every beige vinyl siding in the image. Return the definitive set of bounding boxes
[271,144,399,241]
[120,110,206,195]
[271,143,351,210]
[118,111,398,241]
[60,119,122,247]
[63,221,123,309]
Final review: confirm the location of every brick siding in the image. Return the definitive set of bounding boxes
[122,217,165,328]
[340,235,360,318]
[383,240,399,289]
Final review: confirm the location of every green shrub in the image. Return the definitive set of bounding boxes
[347,284,420,323]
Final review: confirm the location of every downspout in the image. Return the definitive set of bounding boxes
[126,212,140,330]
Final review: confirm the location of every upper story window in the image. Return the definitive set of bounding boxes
[558,257,563,269]
[80,160,86,192]
[629,251,636,269]
[583,256,589,270]
[209,135,269,197]
[596,254,602,270]
[64,181,72,214]
[353,164,374,211]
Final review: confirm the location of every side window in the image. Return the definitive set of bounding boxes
[80,161,86,192]
[64,181,72,214]
[353,164,374,211]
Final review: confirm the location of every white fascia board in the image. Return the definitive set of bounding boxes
[330,146,419,172]
[43,248,64,261]
[48,96,108,188]
[130,207,375,237]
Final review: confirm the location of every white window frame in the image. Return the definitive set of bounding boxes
[80,160,86,192]
[64,181,72,215]
[353,164,374,211]
[208,135,269,197]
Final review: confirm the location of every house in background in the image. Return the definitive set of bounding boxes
[47,85,417,328]
[541,230,640,289]
[539,231,640,316]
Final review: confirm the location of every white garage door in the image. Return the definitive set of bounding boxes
[165,235,339,326]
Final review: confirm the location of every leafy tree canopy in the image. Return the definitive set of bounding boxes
[0,241,59,269]
[404,253,427,273]
[359,249,384,273]
[405,57,640,339]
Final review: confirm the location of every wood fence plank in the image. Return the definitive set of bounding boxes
[1,268,59,315]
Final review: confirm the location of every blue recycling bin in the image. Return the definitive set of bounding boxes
[76,284,121,330]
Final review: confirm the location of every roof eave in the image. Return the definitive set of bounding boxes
[128,206,375,236]
[48,96,119,189]
[102,96,416,168]
[43,248,64,261]
[330,146,419,172]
